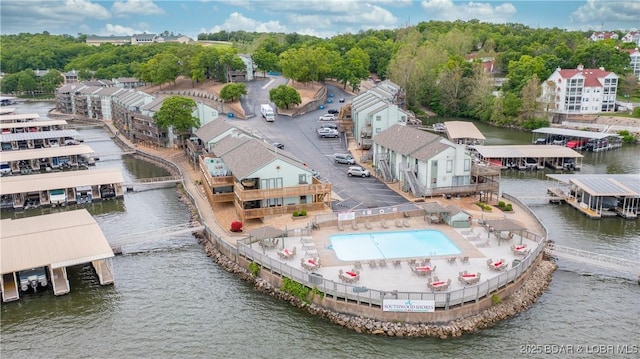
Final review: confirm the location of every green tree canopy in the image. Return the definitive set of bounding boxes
[153,96,200,133]
[219,83,247,101]
[269,85,301,109]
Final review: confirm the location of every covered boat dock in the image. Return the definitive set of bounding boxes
[0,167,124,209]
[1,129,81,151]
[547,174,639,219]
[444,120,486,145]
[0,144,95,174]
[1,209,115,303]
[0,113,40,123]
[469,145,583,171]
[532,127,622,152]
[1,119,68,134]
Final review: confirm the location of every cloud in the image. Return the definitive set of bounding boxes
[112,0,165,17]
[285,2,398,34]
[570,0,640,30]
[201,12,287,33]
[101,23,142,36]
[420,0,517,23]
[0,0,111,34]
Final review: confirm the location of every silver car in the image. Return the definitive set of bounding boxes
[333,153,355,165]
[347,166,370,177]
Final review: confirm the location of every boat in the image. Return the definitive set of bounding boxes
[18,268,48,293]
[432,123,446,133]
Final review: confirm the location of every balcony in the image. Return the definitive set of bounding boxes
[233,181,332,202]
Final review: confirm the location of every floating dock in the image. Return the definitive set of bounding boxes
[444,120,486,146]
[547,174,639,219]
[532,127,623,152]
[1,209,115,303]
[469,145,583,171]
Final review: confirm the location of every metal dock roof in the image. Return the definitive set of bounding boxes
[444,121,486,140]
[547,174,640,197]
[0,144,94,162]
[0,209,114,274]
[0,113,41,122]
[532,127,619,140]
[0,167,124,194]
[0,119,68,129]
[471,145,584,158]
[0,129,80,142]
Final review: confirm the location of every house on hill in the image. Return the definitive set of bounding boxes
[589,31,619,41]
[541,64,618,116]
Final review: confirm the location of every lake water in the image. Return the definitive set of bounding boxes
[2,106,639,358]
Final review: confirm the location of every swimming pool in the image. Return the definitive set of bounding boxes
[329,230,461,261]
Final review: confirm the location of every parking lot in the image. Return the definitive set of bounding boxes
[228,79,410,210]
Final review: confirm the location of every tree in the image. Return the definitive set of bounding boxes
[1,73,20,93]
[269,85,301,109]
[39,69,63,93]
[506,55,548,93]
[252,48,279,77]
[17,70,38,96]
[219,83,247,102]
[336,47,370,91]
[519,74,541,121]
[152,96,200,145]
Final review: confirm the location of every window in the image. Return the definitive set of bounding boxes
[376,116,381,121]
[464,159,471,171]
[401,116,406,122]
[446,160,453,173]
[298,174,307,184]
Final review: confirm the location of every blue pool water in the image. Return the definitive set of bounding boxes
[329,230,461,261]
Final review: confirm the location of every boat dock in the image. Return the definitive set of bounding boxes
[532,127,623,152]
[0,209,115,303]
[469,145,584,171]
[0,113,40,123]
[0,167,125,209]
[546,174,639,219]
[0,144,96,175]
[444,120,486,146]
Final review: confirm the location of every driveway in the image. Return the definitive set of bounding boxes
[230,80,411,211]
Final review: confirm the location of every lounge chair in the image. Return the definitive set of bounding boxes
[420,258,431,267]
[460,256,469,263]
[365,221,372,229]
[448,257,457,264]
[408,259,416,267]
[392,260,401,268]
[395,219,403,228]
[368,260,377,269]
[354,261,362,270]
[379,260,387,268]
[351,221,358,230]
[402,218,410,227]
[381,220,389,229]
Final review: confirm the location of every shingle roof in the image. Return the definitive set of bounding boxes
[210,133,251,157]
[373,124,452,161]
[195,119,234,143]
[557,67,615,87]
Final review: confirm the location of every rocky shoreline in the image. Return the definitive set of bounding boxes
[198,234,557,338]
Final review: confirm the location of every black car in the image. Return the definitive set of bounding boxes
[273,142,284,149]
[327,109,339,114]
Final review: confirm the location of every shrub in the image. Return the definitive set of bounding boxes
[281,277,311,302]
[300,210,307,216]
[505,204,513,211]
[248,262,260,277]
[230,221,243,232]
[292,211,299,217]
[498,201,505,207]
[491,294,502,305]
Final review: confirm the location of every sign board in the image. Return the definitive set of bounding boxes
[337,211,355,221]
[382,299,435,312]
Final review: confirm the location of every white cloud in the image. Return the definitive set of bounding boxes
[0,0,111,34]
[570,0,640,31]
[420,0,516,23]
[286,3,398,33]
[112,0,165,17]
[102,23,142,36]
[201,12,287,33]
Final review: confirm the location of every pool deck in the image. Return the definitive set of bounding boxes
[263,216,541,293]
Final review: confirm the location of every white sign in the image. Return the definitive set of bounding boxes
[382,299,435,312]
[337,211,355,221]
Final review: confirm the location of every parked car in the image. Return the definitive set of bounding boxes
[534,138,547,145]
[319,114,336,121]
[320,123,338,130]
[347,166,370,177]
[272,142,284,149]
[327,109,339,114]
[333,153,355,165]
[339,98,345,103]
[317,127,339,138]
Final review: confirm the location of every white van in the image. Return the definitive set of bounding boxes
[261,104,275,122]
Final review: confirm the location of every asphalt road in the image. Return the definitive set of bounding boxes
[231,78,410,211]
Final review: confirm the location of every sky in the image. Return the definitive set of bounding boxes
[1,0,638,39]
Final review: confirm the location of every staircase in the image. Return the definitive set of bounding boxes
[377,160,394,182]
[360,148,373,163]
[402,167,422,197]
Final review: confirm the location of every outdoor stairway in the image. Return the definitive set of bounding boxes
[377,160,394,182]
[402,167,422,197]
[360,148,373,163]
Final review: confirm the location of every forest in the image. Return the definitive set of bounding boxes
[1,20,638,128]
